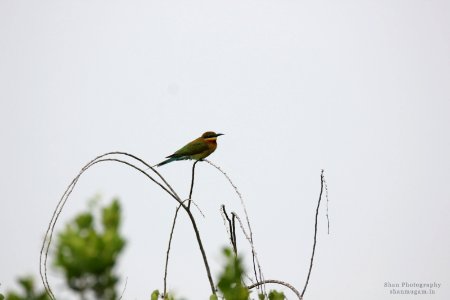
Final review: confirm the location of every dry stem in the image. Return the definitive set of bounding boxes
[247,279,301,299]
[204,160,266,293]
[300,170,325,298]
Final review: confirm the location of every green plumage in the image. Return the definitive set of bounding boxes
[171,141,209,157]
[156,131,224,167]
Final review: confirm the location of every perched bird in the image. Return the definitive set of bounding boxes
[156,131,224,167]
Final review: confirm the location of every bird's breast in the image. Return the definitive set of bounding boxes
[205,139,217,147]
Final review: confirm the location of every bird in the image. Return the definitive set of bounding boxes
[156,131,224,167]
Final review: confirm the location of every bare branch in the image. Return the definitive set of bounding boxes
[220,205,237,255]
[301,170,325,298]
[247,279,301,300]
[219,206,234,249]
[164,199,189,297]
[188,160,199,210]
[231,212,237,254]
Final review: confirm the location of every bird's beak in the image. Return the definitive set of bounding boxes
[216,133,224,137]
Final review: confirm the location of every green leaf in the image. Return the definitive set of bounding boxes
[268,290,285,300]
[18,277,34,293]
[75,213,93,230]
[150,290,160,300]
[217,247,249,300]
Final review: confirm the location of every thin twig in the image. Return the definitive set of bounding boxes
[301,170,325,298]
[189,199,206,218]
[163,200,189,298]
[219,207,234,249]
[231,213,237,254]
[163,161,205,298]
[204,160,265,294]
[188,161,199,210]
[118,277,128,300]
[220,205,237,255]
[232,212,262,291]
[324,174,330,234]
[40,153,111,300]
[247,279,301,300]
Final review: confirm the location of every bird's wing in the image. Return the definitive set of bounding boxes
[168,140,209,158]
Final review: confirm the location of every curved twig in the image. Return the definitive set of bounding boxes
[40,153,111,299]
[247,279,301,300]
[231,212,265,294]
[204,160,265,293]
[301,170,325,298]
[40,151,178,298]
[40,153,216,299]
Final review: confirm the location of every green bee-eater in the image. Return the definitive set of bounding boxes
[156,131,224,167]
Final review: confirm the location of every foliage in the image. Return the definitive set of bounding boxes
[267,290,285,300]
[213,248,285,300]
[150,290,177,300]
[151,247,286,300]
[3,276,50,300]
[216,248,249,300]
[4,197,288,300]
[53,199,126,300]
[151,290,160,300]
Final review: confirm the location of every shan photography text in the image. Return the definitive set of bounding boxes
[384,282,441,296]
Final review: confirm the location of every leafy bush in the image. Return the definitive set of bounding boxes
[53,199,126,300]
[4,198,287,300]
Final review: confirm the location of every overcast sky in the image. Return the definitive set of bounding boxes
[1,0,449,299]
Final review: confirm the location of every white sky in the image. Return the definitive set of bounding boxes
[1,0,449,299]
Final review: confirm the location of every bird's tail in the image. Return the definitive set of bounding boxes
[155,157,178,167]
